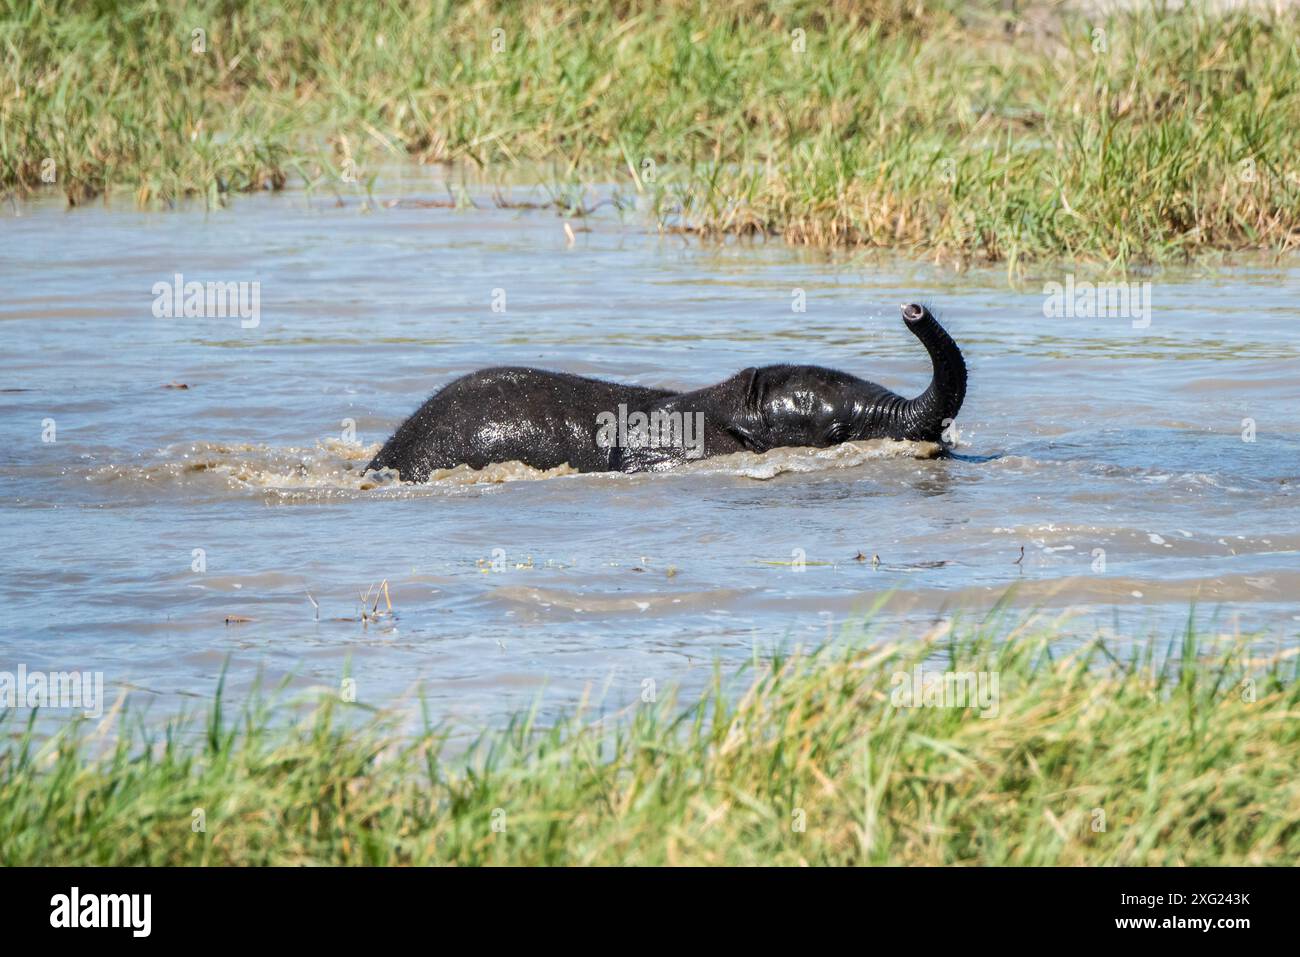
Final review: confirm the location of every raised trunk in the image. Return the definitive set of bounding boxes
[896,304,967,442]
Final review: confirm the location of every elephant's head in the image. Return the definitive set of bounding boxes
[724,303,967,451]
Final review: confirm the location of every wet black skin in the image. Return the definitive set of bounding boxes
[366,304,967,481]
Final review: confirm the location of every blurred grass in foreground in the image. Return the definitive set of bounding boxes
[2,618,1297,865]
[3,0,1300,263]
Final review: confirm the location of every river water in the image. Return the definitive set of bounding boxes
[3,168,1298,732]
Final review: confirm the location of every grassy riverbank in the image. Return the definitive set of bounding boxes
[2,620,1297,865]
[4,0,1300,263]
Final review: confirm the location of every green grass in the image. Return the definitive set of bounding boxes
[3,617,1297,865]
[4,0,1300,264]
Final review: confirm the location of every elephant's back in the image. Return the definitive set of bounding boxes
[442,367,676,408]
[367,367,680,479]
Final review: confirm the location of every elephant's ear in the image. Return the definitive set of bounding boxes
[726,367,771,453]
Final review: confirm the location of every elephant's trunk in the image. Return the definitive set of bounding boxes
[895,303,967,442]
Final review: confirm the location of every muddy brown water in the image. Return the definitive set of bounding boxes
[2,169,1298,733]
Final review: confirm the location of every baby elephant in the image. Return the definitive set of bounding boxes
[366,303,967,480]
